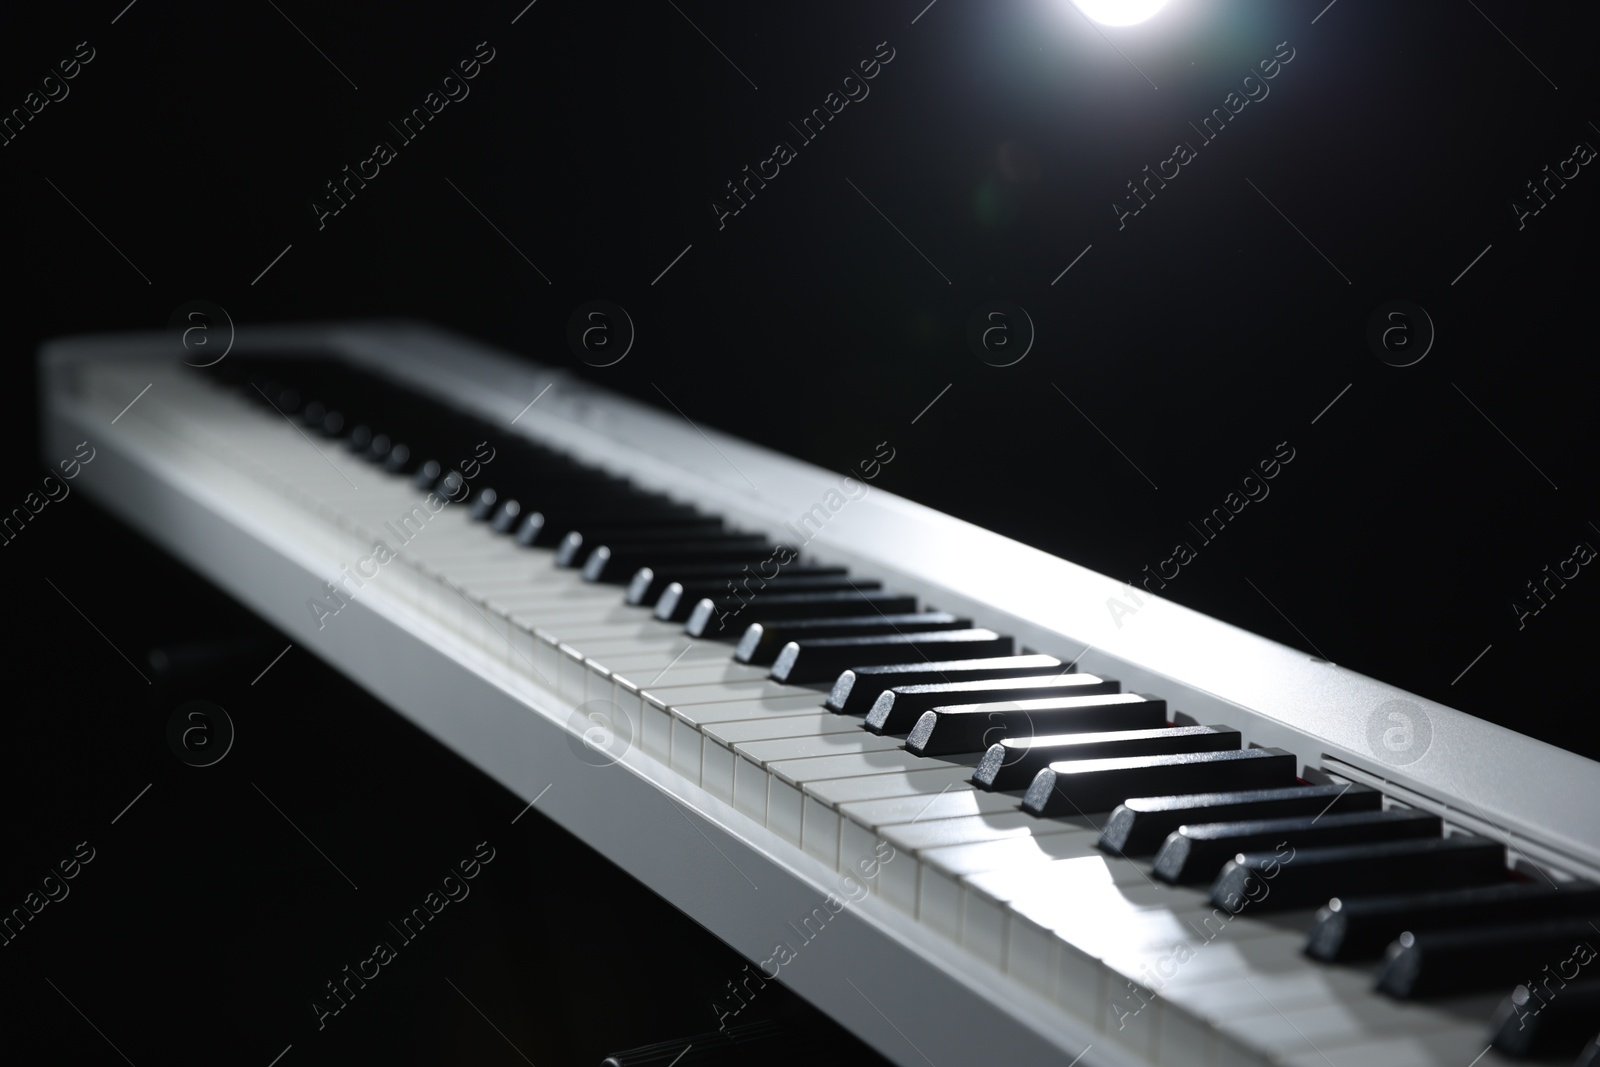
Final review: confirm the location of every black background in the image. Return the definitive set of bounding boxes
[1,1,1595,1063]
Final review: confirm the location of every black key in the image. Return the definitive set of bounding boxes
[555,523,730,567]
[1099,783,1382,857]
[654,575,880,623]
[384,442,412,473]
[735,613,970,666]
[975,724,1241,791]
[1377,915,1600,999]
[412,458,443,490]
[1152,808,1442,886]
[366,433,393,463]
[864,674,1121,735]
[435,469,471,505]
[626,564,847,607]
[494,468,633,496]
[469,487,500,521]
[583,540,779,583]
[906,693,1167,757]
[274,386,302,414]
[259,383,298,414]
[1023,749,1297,817]
[490,498,522,534]
[1210,835,1507,915]
[1490,979,1600,1059]
[684,590,915,636]
[515,505,709,548]
[346,425,373,452]
[826,655,1066,715]
[771,630,1016,684]
[1307,881,1600,962]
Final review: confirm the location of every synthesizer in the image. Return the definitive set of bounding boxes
[39,323,1600,1066]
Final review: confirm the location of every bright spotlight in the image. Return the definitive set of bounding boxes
[1071,0,1168,26]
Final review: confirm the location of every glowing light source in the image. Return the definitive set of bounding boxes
[1071,0,1168,26]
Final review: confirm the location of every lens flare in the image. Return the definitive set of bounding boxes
[1071,0,1168,27]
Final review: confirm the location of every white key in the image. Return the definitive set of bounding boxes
[482,592,625,621]
[758,749,963,840]
[543,620,699,644]
[419,555,554,581]
[557,642,592,701]
[734,735,912,840]
[690,713,862,789]
[668,697,834,778]
[961,853,1181,970]
[649,694,822,764]
[609,661,772,722]
[1272,1027,1521,1067]
[1046,897,1367,1064]
[641,680,807,706]
[863,812,1079,919]
[908,831,1103,949]
[838,789,1019,832]
[801,767,979,867]
[615,658,770,689]
[1156,977,1312,1067]
[702,712,864,745]
[576,644,733,681]
[583,641,730,692]
[737,732,907,766]
[1212,993,1476,1065]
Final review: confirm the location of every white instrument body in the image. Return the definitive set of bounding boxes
[41,322,1598,1067]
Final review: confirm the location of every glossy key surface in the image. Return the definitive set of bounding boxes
[826,655,1065,715]
[1024,748,1298,816]
[973,724,1240,791]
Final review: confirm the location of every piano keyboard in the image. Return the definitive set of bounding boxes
[41,323,1600,1067]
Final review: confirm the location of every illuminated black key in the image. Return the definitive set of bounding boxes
[735,613,970,666]
[826,655,1065,715]
[683,590,914,636]
[431,470,474,507]
[1490,979,1600,1060]
[583,540,778,583]
[489,498,522,533]
[770,630,1015,684]
[1099,783,1382,857]
[1152,808,1441,886]
[346,424,373,453]
[906,693,1166,757]
[515,504,710,547]
[1210,835,1506,915]
[469,487,500,521]
[555,523,729,567]
[975,724,1240,791]
[1024,749,1297,817]
[626,564,847,607]
[654,575,879,623]
[254,382,296,413]
[383,442,412,473]
[864,674,1120,735]
[1378,916,1600,998]
[1307,881,1600,961]
[412,458,443,490]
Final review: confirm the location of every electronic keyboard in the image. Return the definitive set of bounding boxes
[39,323,1600,1067]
